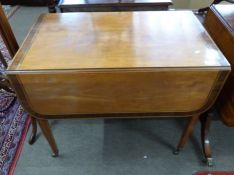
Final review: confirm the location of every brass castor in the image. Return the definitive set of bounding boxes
[52,151,59,157]
[28,134,37,145]
[173,148,180,155]
[203,157,214,167]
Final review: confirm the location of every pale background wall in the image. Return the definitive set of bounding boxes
[172,0,228,9]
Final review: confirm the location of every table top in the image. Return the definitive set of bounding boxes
[211,4,234,35]
[59,0,173,6]
[8,11,229,72]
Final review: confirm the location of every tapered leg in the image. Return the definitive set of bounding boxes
[200,112,213,166]
[37,119,59,157]
[29,117,38,145]
[174,115,200,154]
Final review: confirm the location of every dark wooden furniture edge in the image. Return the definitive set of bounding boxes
[210,5,234,35]
[7,14,45,71]
[58,0,172,12]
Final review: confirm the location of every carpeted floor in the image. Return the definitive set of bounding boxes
[0,55,29,175]
[0,96,29,175]
[15,118,234,175]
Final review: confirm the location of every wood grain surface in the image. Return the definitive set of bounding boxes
[9,11,229,71]
[14,70,219,116]
[7,11,230,118]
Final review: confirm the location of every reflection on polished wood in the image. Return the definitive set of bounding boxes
[10,12,229,70]
[58,0,173,12]
[6,11,230,160]
[205,5,234,126]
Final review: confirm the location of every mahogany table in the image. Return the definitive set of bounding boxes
[205,4,234,126]
[6,11,230,165]
[58,0,173,12]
